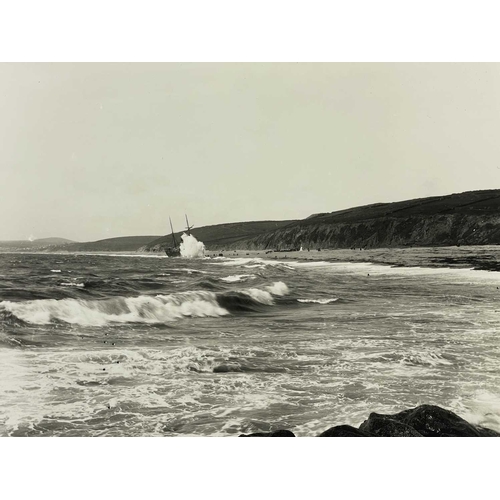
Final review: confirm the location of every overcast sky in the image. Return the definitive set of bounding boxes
[2,63,500,241]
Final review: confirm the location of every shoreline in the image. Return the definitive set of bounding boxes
[219,245,500,272]
[2,245,500,272]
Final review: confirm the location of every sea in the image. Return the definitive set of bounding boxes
[1,250,500,437]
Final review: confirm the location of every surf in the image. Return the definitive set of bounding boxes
[0,281,290,326]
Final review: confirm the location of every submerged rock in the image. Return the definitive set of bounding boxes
[213,364,241,373]
[239,429,295,437]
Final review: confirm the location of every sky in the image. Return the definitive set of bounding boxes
[2,62,500,242]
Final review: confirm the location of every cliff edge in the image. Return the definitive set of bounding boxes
[228,190,500,250]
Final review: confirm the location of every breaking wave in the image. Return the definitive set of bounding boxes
[220,274,256,283]
[297,298,339,304]
[180,234,205,258]
[401,351,453,367]
[0,281,289,326]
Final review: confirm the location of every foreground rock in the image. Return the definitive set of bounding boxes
[239,405,500,437]
[359,413,423,437]
[383,404,499,437]
[318,425,370,437]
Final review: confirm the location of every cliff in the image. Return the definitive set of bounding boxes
[226,190,500,250]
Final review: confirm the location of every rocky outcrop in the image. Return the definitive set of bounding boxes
[229,214,500,251]
[240,405,500,437]
[381,404,499,437]
[358,413,423,437]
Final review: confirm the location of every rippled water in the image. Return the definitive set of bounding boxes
[1,252,500,436]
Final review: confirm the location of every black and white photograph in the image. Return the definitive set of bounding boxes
[3,61,500,440]
[1,2,499,497]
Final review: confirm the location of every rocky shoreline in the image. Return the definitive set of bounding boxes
[224,245,500,273]
[239,405,500,437]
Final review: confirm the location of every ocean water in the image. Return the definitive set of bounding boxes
[1,251,500,437]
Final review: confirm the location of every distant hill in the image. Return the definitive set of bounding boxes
[227,190,500,250]
[6,189,500,254]
[0,237,75,251]
[140,220,297,252]
[50,236,161,252]
[35,237,75,245]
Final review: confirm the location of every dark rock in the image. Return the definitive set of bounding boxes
[318,425,371,437]
[237,404,500,437]
[388,405,500,437]
[359,413,423,437]
[239,429,295,437]
[213,364,242,373]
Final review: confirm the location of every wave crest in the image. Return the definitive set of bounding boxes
[297,298,339,304]
[0,281,289,326]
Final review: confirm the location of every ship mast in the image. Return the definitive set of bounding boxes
[185,214,194,235]
[169,217,178,248]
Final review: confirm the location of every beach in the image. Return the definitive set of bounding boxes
[223,245,500,272]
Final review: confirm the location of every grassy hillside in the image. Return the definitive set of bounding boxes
[301,190,500,224]
[51,236,162,252]
[232,190,500,250]
[141,220,297,251]
[6,189,500,254]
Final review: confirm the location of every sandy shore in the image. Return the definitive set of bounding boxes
[214,245,500,272]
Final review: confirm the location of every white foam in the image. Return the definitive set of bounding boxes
[218,258,263,267]
[180,234,205,259]
[242,281,289,305]
[50,269,61,273]
[455,390,500,432]
[242,288,275,305]
[220,274,256,283]
[297,298,339,304]
[401,351,453,367]
[265,281,289,296]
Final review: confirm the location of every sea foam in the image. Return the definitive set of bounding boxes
[297,298,338,304]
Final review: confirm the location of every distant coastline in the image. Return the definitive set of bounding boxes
[223,245,500,273]
[3,245,500,274]
[5,189,500,263]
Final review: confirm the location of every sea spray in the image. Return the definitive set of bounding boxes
[180,233,206,258]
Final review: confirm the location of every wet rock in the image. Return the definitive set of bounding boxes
[318,425,371,437]
[237,405,500,437]
[239,429,295,437]
[359,413,423,437]
[213,364,242,373]
[387,405,500,437]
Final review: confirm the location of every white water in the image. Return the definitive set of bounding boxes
[180,234,205,258]
[2,252,500,437]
